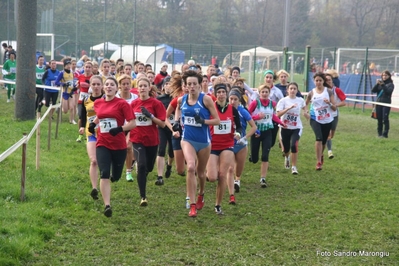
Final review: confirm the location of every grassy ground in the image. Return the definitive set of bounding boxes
[0,88,398,265]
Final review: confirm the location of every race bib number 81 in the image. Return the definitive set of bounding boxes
[214,120,231,134]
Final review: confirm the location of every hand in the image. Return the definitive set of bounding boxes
[194,114,205,124]
[234,132,241,140]
[109,126,123,136]
[172,122,181,132]
[141,106,153,118]
[88,122,96,134]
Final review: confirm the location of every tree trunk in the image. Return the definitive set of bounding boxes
[15,0,37,120]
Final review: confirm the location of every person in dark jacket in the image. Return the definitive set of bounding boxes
[371,70,394,138]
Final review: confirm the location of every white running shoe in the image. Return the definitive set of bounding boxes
[185,197,190,209]
[291,166,298,175]
[7,99,10,103]
[284,156,290,169]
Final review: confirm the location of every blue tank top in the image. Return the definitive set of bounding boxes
[181,93,211,143]
[45,69,60,93]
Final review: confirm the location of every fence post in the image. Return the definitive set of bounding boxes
[252,46,257,88]
[21,133,27,201]
[229,45,233,66]
[363,47,369,112]
[55,106,61,139]
[283,47,288,71]
[48,110,52,150]
[36,112,41,170]
[304,45,311,92]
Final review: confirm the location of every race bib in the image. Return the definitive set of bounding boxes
[316,107,330,121]
[284,113,298,127]
[99,118,117,133]
[10,67,16,74]
[135,112,152,126]
[168,114,175,124]
[184,116,201,127]
[79,92,89,102]
[88,115,96,124]
[36,73,43,80]
[258,113,271,124]
[214,120,232,134]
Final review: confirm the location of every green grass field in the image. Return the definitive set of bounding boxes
[0,88,398,265]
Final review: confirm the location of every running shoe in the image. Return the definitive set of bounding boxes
[316,162,322,171]
[328,150,334,159]
[165,164,172,178]
[7,99,10,103]
[185,197,190,209]
[284,155,290,169]
[189,204,197,217]
[291,166,298,175]
[196,194,205,210]
[155,177,164,186]
[126,172,133,182]
[76,134,83,142]
[229,195,236,205]
[140,198,148,206]
[90,188,98,200]
[70,120,77,125]
[104,205,112,217]
[260,178,267,188]
[215,205,224,215]
[234,181,240,193]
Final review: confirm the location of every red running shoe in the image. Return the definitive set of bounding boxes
[189,204,197,217]
[196,194,205,210]
[316,162,322,171]
[229,195,236,205]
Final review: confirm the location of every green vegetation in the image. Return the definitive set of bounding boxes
[1,89,398,265]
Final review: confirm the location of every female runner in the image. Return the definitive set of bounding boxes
[130,77,166,206]
[175,70,220,217]
[79,75,104,199]
[89,77,136,217]
[207,83,242,214]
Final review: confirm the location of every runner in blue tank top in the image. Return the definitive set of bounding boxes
[175,70,220,217]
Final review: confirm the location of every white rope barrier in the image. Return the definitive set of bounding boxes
[0,135,28,163]
[0,79,61,91]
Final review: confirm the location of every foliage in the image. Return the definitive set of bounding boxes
[0,89,398,265]
[1,0,399,55]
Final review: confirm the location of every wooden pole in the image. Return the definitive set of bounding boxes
[47,110,52,150]
[36,112,41,169]
[21,133,27,201]
[55,106,61,139]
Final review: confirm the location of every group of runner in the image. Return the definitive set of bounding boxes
[32,55,347,218]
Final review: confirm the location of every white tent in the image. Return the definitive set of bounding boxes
[110,45,167,65]
[239,47,282,72]
[90,42,120,51]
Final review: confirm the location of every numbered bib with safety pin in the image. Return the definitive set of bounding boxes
[316,107,330,121]
[259,113,271,124]
[99,118,117,133]
[36,73,43,80]
[284,113,298,127]
[168,114,175,124]
[214,120,232,134]
[10,67,16,74]
[88,115,97,124]
[184,116,201,127]
[79,92,89,102]
[135,112,152,126]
